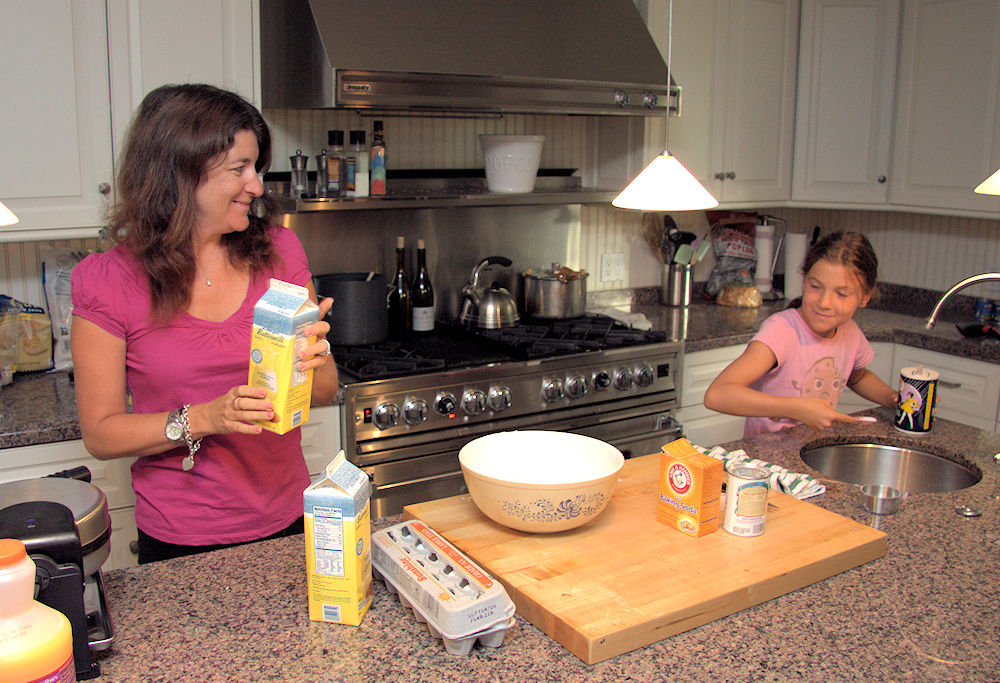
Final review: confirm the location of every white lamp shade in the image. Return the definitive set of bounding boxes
[0,201,17,227]
[974,167,1000,195]
[612,153,719,211]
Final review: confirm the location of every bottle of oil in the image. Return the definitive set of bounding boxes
[387,236,410,338]
[0,538,76,683]
[410,239,434,333]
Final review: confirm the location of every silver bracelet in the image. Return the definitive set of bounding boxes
[179,404,202,471]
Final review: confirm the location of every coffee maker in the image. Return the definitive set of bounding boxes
[0,471,115,680]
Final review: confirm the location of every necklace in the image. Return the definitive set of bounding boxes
[196,248,223,286]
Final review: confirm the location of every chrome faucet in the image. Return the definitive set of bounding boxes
[925,273,1000,329]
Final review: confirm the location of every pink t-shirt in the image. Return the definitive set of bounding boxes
[71,226,314,546]
[744,308,874,438]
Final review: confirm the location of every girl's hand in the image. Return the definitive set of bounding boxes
[297,297,334,372]
[793,398,855,431]
[192,386,276,437]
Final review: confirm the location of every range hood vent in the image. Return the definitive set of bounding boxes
[260,0,678,117]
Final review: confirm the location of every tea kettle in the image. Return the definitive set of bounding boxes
[460,256,520,328]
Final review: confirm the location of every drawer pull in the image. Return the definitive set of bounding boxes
[938,380,962,389]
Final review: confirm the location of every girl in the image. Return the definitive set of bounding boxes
[704,231,897,437]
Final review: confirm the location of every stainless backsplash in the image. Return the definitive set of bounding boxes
[278,204,582,323]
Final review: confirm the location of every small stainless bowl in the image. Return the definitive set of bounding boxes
[860,484,902,515]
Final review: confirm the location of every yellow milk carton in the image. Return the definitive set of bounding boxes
[248,278,318,434]
[657,438,723,537]
[305,450,373,626]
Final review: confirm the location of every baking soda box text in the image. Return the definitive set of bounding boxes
[305,450,372,626]
[248,278,318,434]
[657,438,723,537]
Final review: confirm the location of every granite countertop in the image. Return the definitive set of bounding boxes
[4,292,997,451]
[89,412,1000,682]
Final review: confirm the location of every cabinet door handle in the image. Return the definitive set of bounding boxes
[877,175,887,184]
[714,172,726,180]
[938,380,961,389]
[98,182,111,195]
[725,171,736,180]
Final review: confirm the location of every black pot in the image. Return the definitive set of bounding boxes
[314,272,389,346]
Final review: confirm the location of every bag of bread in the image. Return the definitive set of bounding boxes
[704,211,758,298]
[41,247,87,372]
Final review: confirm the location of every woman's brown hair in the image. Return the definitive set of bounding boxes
[104,83,279,319]
[788,231,879,307]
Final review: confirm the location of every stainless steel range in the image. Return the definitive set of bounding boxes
[333,315,683,518]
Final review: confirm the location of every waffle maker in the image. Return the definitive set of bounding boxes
[0,468,115,680]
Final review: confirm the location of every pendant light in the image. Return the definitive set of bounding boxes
[974,167,1000,195]
[612,0,718,212]
[0,201,18,227]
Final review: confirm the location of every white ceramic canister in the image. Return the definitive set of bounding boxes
[723,466,769,537]
[894,366,939,435]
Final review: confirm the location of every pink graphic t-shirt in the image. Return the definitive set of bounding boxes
[71,226,314,546]
[744,308,874,438]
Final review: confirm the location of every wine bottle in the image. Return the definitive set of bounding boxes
[387,236,410,338]
[411,239,435,333]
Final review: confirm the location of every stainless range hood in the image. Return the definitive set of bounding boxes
[260,0,678,117]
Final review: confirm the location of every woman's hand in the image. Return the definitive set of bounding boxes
[192,386,276,437]
[297,296,334,372]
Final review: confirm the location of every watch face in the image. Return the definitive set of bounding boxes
[166,417,184,442]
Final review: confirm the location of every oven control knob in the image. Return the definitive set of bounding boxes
[542,378,565,403]
[635,364,655,388]
[435,393,457,415]
[593,371,612,392]
[614,368,635,391]
[566,375,588,399]
[373,403,400,430]
[488,386,512,412]
[462,390,487,416]
[403,398,429,425]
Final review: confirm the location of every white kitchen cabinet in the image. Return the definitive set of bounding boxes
[677,345,748,448]
[891,345,1000,431]
[836,341,895,413]
[0,403,341,571]
[106,0,258,154]
[792,0,901,205]
[889,0,1000,214]
[0,0,113,241]
[666,0,799,206]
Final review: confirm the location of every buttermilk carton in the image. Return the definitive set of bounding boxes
[305,450,373,626]
[248,278,318,434]
[657,438,723,537]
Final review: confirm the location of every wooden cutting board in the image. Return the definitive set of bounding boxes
[403,452,887,664]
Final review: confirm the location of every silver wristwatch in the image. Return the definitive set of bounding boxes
[165,404,202,471]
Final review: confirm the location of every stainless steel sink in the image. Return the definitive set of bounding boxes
[800,443,981,493]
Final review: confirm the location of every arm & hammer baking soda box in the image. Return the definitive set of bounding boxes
[305,450,372,626]
[657,438,723,537]
[248,278,319,434]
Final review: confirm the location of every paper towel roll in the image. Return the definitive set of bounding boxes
[754,223,775,294]
[784,233,809,301]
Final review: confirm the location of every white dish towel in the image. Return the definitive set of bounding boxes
[694,444,826,500]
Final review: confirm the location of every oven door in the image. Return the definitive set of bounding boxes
[358,406,683,518]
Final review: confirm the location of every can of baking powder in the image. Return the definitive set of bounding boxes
[723,466,770,537]
[894,366,939,435]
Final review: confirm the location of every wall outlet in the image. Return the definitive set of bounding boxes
[601,252,626,282]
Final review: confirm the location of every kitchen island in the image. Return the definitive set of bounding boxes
[89,412,999,682]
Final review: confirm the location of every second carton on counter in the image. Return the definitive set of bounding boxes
[657,438,723,537]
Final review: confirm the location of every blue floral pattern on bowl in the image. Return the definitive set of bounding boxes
[499,492,608,524]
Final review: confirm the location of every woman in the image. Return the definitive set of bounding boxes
[71,84,340,563]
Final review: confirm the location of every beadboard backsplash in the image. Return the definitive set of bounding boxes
[2,108,998,309]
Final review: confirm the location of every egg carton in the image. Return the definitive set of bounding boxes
[372,521,515,648]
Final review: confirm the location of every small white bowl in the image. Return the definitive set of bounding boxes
[459,430,624,533]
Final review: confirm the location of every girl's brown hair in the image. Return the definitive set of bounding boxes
[789,231,878,307]
[104,83,279,319]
